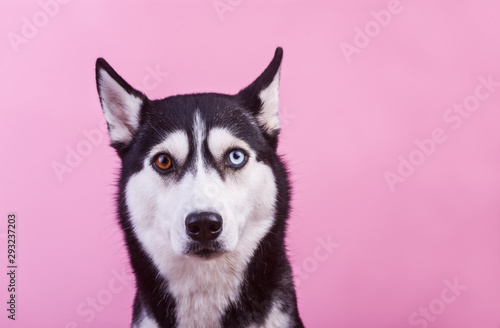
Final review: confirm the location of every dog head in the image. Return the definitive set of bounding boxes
[96,49,284,263]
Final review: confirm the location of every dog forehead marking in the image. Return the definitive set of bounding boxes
[193,110,206,173]
[149,130,189,165]
[207,127,251,161]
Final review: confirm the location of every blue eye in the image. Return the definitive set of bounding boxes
[228,149,246,167]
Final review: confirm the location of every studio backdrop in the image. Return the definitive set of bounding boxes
[1,1,500,327]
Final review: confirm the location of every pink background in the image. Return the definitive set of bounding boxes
[1,0,500,327]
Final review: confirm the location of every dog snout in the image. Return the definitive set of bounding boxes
[185,212,223,242]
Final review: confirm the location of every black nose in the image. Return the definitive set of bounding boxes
[185,212,223,242]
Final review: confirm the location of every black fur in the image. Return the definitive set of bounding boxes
[95,48,304,327]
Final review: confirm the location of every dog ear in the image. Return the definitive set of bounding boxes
[95,58,146,149]
[237,47,283,145]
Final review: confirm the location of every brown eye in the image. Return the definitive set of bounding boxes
[154,154,172,171]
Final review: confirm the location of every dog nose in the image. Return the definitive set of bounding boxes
[185,212,223,242]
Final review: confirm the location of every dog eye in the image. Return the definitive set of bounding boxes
[154,154,173,172]
[227,149,246,168]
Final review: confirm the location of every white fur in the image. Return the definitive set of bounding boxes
[246,301,291,328]
[257,71,281,133]
[98,69,143,144]
[208,127,251,161]
[133,309,159,328]
[149,130,189,166]
[125,113,277,327]
[262,301,291,328]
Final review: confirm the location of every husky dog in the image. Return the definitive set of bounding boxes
[95,48,304,328]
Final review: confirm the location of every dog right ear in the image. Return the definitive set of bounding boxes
[236,48,283,148]
[95,58,146,150]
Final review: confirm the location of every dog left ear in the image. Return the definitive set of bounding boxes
[237,47,283,145]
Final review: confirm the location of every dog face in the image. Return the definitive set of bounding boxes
[96,49,284,268]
